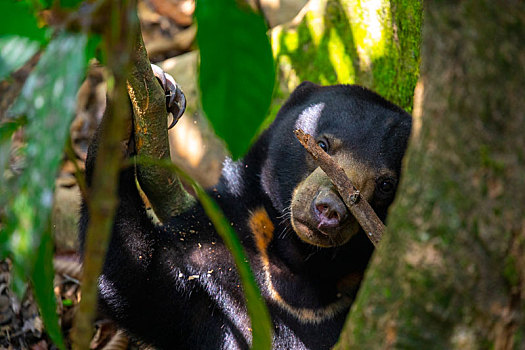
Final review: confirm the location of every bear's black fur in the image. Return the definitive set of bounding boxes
[79,81,411,349]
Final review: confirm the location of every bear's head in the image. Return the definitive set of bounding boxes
[260,82,412,248]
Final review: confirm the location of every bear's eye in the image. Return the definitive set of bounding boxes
[377,177,396,194]
[317,140,329,152]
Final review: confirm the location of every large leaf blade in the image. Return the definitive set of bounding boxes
[196,0,275,159]
[3,31,88,349]
[0,36,40,81]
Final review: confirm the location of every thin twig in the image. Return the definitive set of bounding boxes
[72,2,139,349]
[294,129,385,246]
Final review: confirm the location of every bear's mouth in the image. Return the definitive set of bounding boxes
[291,190,360,248]
[289,159,377,248]
[291,216,358,248]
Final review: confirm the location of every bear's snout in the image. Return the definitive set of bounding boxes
[312,188,348,233]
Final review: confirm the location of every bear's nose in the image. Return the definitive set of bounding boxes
[313,189,348,231]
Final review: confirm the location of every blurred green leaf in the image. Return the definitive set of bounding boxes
[58,0,85,8]
[35,0,53,8]
[31,0,86,9]
[86,34,102,63]
[32,231,66,350]
[7,30,87,275]
[2,31,87,347]
[0,36,40,81]
[0,0,49,44]
[196,0,275,159]
[0,118,26,142]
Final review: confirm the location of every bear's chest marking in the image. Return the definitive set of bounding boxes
[248,207,275,252]
[248,207,352,324]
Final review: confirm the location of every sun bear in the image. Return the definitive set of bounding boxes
[79,73,412,349]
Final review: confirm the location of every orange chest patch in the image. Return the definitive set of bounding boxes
[248,207,274,252]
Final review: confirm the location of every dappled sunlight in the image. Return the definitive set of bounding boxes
[304,1,325,46]
[278,55,302,91]
[271,0,392,86]
[263,0,281,10]
[328,27,354,82]
[270,0,419,114]
[412,79,424,139]
[168,116,205,168]
[271,0,360,96]
[343,0,389,69]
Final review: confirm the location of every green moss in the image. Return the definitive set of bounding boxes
[270,0,421,119]
[479,145,505,174]
[327,27,355,82]
[514,327,524,350]
[503,255,519,288]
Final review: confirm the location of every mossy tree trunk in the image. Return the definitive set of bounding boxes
[336,1,525,348]
[271,0,421,113]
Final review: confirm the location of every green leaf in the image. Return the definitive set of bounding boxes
[85,34,102,64]
[32,231,66,350]
[0,118,26,142]
[0,36,40,81]
[2,31,87,347]
[58,0,85,8]
[0,1,49,44]
[196,0,275,159]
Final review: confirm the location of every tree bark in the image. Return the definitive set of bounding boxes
[272,0,421,112]
[336,1,525,348]
[127,33,195,223]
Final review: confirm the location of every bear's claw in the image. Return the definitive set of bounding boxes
[151,64,186,129]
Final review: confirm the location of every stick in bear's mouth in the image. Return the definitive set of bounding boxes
[294,128,386,246]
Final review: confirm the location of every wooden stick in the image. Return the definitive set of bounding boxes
[294,129,385,246]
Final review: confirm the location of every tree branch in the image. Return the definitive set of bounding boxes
[127,31,195,224]
[72,2,138,349]
[294,129,385,246]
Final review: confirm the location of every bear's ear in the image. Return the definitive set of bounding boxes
[282,81,319,109]
[271,81,321,126]
[293,81,319,95]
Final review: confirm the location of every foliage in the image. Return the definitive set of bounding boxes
[194,185,273,350]
[0,1,49,44]
[194,1,276,341]
[0,37,40,81]
[196,0,275,159]
[1,1,87,347]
